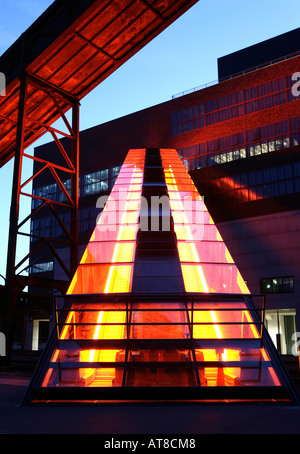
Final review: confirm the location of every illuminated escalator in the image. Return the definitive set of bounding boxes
[79,310,126,387]
[133,148,183,293]
[22,148,300,405]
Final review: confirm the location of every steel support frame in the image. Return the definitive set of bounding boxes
[3,72,80,364]
[22,292,300,405]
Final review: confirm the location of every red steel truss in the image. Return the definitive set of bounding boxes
[0,0,198,363]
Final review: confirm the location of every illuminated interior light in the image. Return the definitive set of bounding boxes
[104,265,115,294]
[60,311,75,339]
[66,150,145,297]
[237,272,250,294]
[80,309,127,385]
[116,242,135,262]
[210,310,222,338]
[181,265,209,293]
[196,265,209,293]
[225,248,234,264]
[161,149,251,296]
[41,149,283,393]
[177,243,194,262]
[93,311,104,341]
[88,311,104,363]
[243,309,260,339]
[66,272,78,295]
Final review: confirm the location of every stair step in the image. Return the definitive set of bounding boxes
[90,379,113,387]
[95,368,115,379]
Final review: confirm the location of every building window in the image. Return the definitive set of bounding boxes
[175,115,300,172]
[260,276,294,294]
[32,165,121,209]
[171,75,295,136]
[29,261,54,274]
[265,309,297,355]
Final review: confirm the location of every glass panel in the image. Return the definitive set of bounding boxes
[67,149,145,296]
[181,263,249,294]
[42,364,124,388]
[126,363,197,387]
[91,224,138,242]
[42,300,128,387]
[191,303,260,339]
[81,242,135,264]
[130,303,190,339]
[160,149,250,296]
[174,223,222,242]
[67,264,134,294]
[40,148,284,396]
[177,242,234,264]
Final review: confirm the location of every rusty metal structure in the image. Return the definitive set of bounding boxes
[0,0,199,360]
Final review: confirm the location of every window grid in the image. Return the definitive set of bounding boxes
[171,75,297,136]
[30,206,100,240]
[32,166,121,210]
[179,116,300,171]
[260,276,294,294]
[207,161,300,206]
[29,261,54,274]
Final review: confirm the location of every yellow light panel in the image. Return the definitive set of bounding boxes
[67,149,145,296]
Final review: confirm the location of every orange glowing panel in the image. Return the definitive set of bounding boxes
[78,308,127,386]
[81,242,136,264]
[160,149,250,295]
[177,242,234,264]
[66,264,133,294]
[67,149,146,295]
[43,150,146,388]
[91,224,139,242]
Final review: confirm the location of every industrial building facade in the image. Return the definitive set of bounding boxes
[27,28,300,360]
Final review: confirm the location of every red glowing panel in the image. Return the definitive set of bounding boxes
[67,149,145,295]
[67,264,134,294]
[91,224,139,242]
[81,241,136,264]
[177,242,234,264]
[160,149,250,295]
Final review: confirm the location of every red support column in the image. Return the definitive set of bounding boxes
[2,73,80,365]
[4,75,28,363]
[70,103,80,277]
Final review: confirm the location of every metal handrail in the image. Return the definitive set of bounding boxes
[172,50,300,99]
[54,292,266,340]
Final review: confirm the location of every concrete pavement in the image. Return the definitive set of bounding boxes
[0,373,300,435]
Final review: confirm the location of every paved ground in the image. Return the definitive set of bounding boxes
[0,373,300,435]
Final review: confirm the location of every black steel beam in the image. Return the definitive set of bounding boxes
[16,275,69,293]
[0,0,99,87]
[33,385,292,403]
